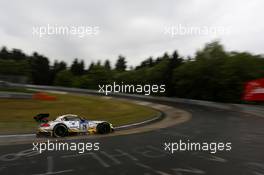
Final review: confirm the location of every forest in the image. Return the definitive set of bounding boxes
[1,41,264,103]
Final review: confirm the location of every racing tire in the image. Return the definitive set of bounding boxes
[96,122,111,134]
[53,124,68,137]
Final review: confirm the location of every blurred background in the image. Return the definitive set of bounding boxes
[1,0,264,134]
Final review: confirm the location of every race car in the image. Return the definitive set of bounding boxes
[34,113,114,137]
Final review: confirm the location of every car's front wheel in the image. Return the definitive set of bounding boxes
[53,124,68,137]
[96,122,111,134]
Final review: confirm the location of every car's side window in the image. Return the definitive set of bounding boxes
[66,116,81,121]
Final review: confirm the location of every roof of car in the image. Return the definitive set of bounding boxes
[55,114,79,120]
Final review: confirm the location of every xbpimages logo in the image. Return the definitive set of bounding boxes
[98,82,166,95]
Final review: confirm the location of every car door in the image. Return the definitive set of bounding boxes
[64,116,81,130]
[68,120,79,129]
[79,118,90,132]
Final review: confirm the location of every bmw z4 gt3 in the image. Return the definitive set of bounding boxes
[34,114,114,137]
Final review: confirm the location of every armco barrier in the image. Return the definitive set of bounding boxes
[0,91,32,99]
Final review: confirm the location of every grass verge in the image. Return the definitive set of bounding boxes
[0,93,158,134]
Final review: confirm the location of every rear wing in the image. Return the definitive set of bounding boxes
[33,113,49,123]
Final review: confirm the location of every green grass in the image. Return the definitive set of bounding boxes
[0,93,158,134]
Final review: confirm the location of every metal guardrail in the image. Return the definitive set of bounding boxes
[8,83,231,108]
[0,91,33,99]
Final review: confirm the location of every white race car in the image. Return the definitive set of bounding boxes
[34,114,114,137]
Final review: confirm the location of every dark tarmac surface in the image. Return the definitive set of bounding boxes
[0,101,264,175]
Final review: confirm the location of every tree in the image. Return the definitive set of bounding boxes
[0,46,10,59]
[70,58,85,76]
[172,42,229,101]
[30,52,50,85]
[104,60,111,70]
[0,59,30,76]
[171,41,264,102]
[88,62,95,71]
[86,65,112,89]
[115,55,127,71]
[54,70,74,87]
[54,60,67,72]
[10,49,26,61]
[50,60,67,84]
[135,57,154,70]
[96,60,101,66]
[164,51,183,96]
[195,40,227,60]
[171,51,183,67]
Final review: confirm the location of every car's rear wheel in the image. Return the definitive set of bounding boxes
[96,122,111,134]
[53,124,68,137]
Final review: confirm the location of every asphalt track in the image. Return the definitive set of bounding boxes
[0,99,264,175]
